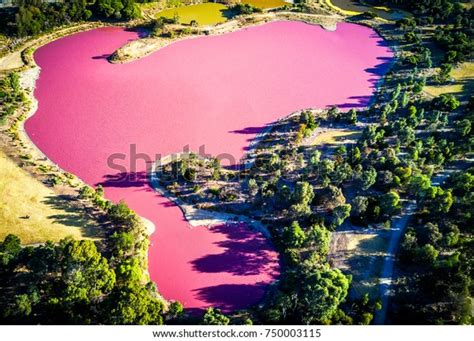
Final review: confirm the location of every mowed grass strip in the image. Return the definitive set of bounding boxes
[242,0,289,9]
[424,62,474,98]
[0,151,100,244]
[156,3,229,26]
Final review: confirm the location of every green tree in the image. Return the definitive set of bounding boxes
[307,224,331,257]
[380,191,400,215]
[300,110,317,130]
[423,186,453,214]
[331,204,351,227]
[248,178,259,197]
[348,108,357,124]
[358,167,377,191]
[420,222,442,245]
[106,284,164,325]
[202,307,229,325]
[399,126,415,145]
[408,174,431,196]
[290,182,314,217]
[116,258,143,283]
[110,231,135,257]
[5,293,39,318]
[58,239,116,305]
[107,200,139,231]
[283,221,306,248]
[349,146,361,165]
[392,83,401,100]
[455,119,471,137]
[0,234,21,267]
[167,301,184,320]
[297,264,350,324]
[416,244,439,264]
[432,94,460,112]
[351,196,369,218]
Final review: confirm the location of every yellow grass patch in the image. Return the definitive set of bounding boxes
[336,231,389,297]
[310,129,361,146]
[424,62,474,97]
[324,0,359,16]
[324,0,409,21]
[373,6,391,12]
[346,233,386,253]
[242,0,289,9]
[0,151,100,244]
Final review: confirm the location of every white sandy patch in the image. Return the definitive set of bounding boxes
[140,216,156,236]
[149,159,271,238]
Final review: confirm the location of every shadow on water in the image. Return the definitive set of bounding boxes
[97,171,178,209]
[98,171,153,190]
[334,55,394,109]
[97,171,280,312]
[124,26,149,39]
[191,223,279,276]
[229,125,270,152]
[92,53,111,60]
[97,170,177,206]
[230,126,266,135]
[192,283,269,312]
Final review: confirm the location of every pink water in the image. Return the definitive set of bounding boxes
[25,21,393,311]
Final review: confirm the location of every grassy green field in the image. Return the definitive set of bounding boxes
[424,62,474,98]
[242,0,288,9]
[156,3,230,26]
[0,151,100,244]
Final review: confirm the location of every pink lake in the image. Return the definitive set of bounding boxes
[25,21,393,311]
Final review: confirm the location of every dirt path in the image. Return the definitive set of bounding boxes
[0,22,105,73]
[373,199,415,324]
[374,157,474,324]
[0,51,23,71]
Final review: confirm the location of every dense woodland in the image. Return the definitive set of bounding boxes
[0,192,174,324]
[0,0,473,325]
[1,0,142,37]
[394,166,473,324]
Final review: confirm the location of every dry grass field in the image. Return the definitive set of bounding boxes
[0,151,100,244]
[424,62,474,98]
[329,230,390,298]
[309,129,361,146]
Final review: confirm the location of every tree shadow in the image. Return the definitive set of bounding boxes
[92,53,111,60]
[230,126,266,135]
[190,223,280,277]
[42,195,102,239]
[124,26,149,39]
[342,232,389,298]
[333,55,394,109]
[192,283,270,312]
[97,171,153,191]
